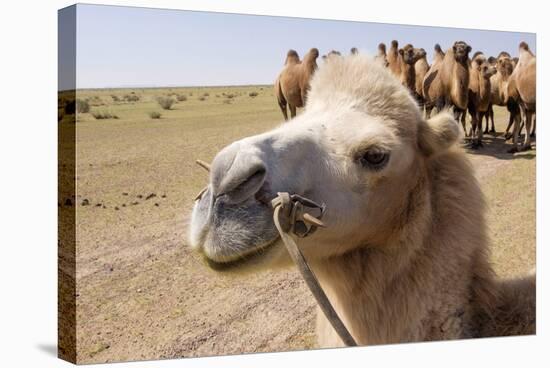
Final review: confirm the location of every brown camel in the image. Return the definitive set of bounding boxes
[397,44,425,102]
[466,53,497,147]
[483,52,519,137]
[414,48,429,106]
[374,43,389,67]
[507,42,536,152]
[387,40,401,78]
[189,55,535,348]
[422,44,447,118]
[275,48,319,120]
[423,41,471,122]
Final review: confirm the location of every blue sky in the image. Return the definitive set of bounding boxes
[62,4,536,89]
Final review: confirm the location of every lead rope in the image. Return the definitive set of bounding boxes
[271,192,358,347]
[194,161,357,346]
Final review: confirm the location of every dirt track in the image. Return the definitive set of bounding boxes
[63,88,535,364]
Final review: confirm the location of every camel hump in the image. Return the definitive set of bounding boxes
[391,40,398,48]
[471,51,484,61]
[378,43,386,53]
[285,50,300,65]
[434,44,443,53]
[519,41,530,51]
[305,48,320,62]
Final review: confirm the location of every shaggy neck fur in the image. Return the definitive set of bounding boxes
[311,149,495,347]
[478,72,492,112]
[400,62,417,92]
[451,59,470,110]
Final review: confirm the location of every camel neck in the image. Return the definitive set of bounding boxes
[452,60,469,108]
[311,171,434,345]
[401,63,416,90]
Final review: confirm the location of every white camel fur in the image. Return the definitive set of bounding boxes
[188,55,535,347]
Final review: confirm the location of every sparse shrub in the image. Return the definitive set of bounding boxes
[124,94,140,102]
[223,99,232,104]
[203,92,209,97]
[92,111,119,120]
[198,96,206,101]
[226,93,235,99]
[156,96,175,110]
[111,95,120,102]
[75,99,90,113]
[249,91,259,97]
[189,92,193,96]
[149,111,161,119]
[176,94,187,102]
[86,96,104,106]
[215,94,220,98]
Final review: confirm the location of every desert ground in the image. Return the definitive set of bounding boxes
[58,85,535,363]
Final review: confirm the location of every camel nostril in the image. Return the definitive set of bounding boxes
[219,167,267,205]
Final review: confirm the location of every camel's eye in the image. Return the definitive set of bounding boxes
[358,149,390,170]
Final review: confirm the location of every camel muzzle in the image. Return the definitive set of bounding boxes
[194,159,356,346]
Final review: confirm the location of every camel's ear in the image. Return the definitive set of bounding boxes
[418,112,460,157]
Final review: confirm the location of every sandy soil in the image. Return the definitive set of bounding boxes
[59,88,535,364]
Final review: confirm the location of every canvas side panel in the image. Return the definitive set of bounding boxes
[58,4,77,364]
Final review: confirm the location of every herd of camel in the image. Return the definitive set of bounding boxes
[275,40,536,153]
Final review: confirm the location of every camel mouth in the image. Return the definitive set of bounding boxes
[202,237,280,271]
[189,184,281,270]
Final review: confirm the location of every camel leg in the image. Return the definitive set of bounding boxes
[460,110,474,137]
[505,102,519,140]
[453,108,467,137]
[468,111,482,149]
[476,112,484,148]
[489,106,496,134]
[530,116,536,138]
[278,100,288,121]
[289,105,297,119]
[508,112,522,153]
[504,113,514,140]
[522,110,533,151]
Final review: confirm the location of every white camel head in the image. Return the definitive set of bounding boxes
[188,56,459,271]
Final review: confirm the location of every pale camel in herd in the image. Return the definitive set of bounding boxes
[481,56,498,134]
[484,52,519,137]
[374,43,389,67]
[466,52,497,147]
[387,40,401,77]
[422,44,446,118]
[275,48,319,120]
[507,42,536,152]
[414,48,429,106]
[189,55,535,347]
[423,41,471,124]
[397,44,425,103]
[321,50,342,62]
